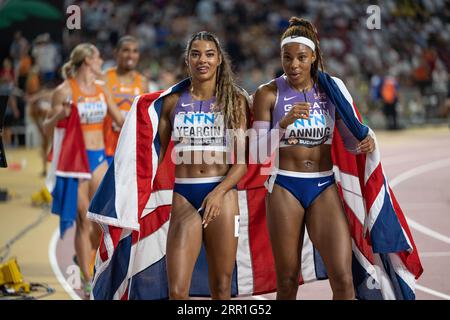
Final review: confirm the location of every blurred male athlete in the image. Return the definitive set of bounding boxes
[103,35,148,164]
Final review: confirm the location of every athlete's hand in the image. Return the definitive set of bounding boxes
[200,188,225,228]
[357,135,375,153]
[279,102,310,129]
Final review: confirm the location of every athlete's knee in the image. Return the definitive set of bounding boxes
[330,272,354,297]
[277,273,299,294]
[90,223,102,248]
[169,285,189,300]
[76,208,90,229]
[209,274,233,299]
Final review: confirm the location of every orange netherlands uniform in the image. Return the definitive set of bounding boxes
[66,78,108,173]
[68,78,108,133]
[103,67,146,158]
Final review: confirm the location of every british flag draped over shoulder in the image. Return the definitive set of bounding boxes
[87,72,423,300]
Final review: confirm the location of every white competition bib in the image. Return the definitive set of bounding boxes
[173,112,225,140]
[282,109,334,146]
[77,95,108,124]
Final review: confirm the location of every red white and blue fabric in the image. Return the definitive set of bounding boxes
[88,73,422,300]
[46,105,91,238]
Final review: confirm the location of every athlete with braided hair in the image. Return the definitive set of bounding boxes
[251,17,375,300]
[158,31,249,299]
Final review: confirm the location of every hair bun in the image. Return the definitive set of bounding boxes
[288,17,305,27]
[288,17,318,34]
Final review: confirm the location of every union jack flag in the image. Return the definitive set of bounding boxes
[87,73,422,300]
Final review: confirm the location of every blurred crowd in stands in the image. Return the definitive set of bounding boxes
[2,0,450,147]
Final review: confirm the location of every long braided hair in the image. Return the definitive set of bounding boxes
[185,31,245,129]
[281,17,325,84]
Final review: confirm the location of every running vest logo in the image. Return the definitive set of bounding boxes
[181,102,194,108]
[314,92,327,100]
[284,96,296,101]
[318,180,330,187]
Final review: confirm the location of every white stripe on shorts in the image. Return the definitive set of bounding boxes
[174,176,225,184]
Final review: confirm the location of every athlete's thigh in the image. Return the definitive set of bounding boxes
[166,192,203,284]
[77,179,90,219]
[89,160,108,198]
[305,184,352,276]
[267,184,306,270]
[203,189,239,276]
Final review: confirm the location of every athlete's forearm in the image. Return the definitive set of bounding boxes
[336,119,370,154]
[43,111,64,137]
[109,104,124,128]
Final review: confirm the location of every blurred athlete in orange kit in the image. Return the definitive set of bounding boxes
[103,36,148,164]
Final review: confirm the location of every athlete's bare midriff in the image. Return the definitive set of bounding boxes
[82,130,105,150]
[278,144,333,172]
[175,150,230,178]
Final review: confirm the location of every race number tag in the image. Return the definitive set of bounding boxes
[77,96,107,124]
[173,112,225,140]
[283,109,333,146]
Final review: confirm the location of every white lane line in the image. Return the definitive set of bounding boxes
[381,148,450,166]
[390,158,450,187]
[382,157,416,166]
[389,157,450,300]
[389,157,450,245]
[405,220,450,245]
[415,285,450,300]
[48,228,81,300]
